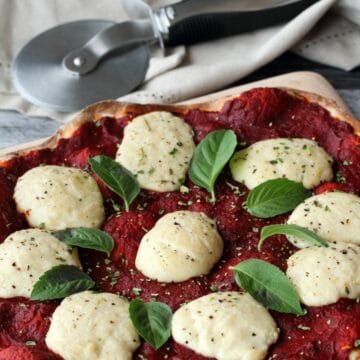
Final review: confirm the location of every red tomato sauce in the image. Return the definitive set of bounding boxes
[0,88,360,359]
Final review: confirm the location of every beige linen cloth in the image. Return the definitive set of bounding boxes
[0,0,359,122]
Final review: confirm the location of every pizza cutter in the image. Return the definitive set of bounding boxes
[13,0,319,112]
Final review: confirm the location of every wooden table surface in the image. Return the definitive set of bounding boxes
[0,52,359,150]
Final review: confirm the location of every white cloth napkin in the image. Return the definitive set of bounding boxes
[0,0,359,123]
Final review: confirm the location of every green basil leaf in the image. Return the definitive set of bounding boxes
[89,155,140,211]
[129,299,172,350]
[53,227,114,253]
[246,178,311,218]
[31,265,95,301]
[258,224,328,251]
[232,259,304,315]
[189,129,237,201]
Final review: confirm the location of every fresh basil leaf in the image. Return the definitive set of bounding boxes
[189,129,237,201]
[129,299,172,350]
[53,227,114,253]
[232,259,304,315]
[89,155,140,211]
[31,265,95,301]
[246,178,311,218]
[258,224,328,251]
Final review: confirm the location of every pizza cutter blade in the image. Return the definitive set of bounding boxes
[12,20,150,112]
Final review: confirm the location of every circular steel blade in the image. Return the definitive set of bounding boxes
[13,20,149,112]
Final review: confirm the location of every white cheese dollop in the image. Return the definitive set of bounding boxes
[287,191,360,248]
[135,211,223,282]
[46,291,140,360]
[287,243,360,306]
[14,165,105,230]
[116,111,195,192]
[172,292,279,360]
[230,138,333,189]
[0,229,80,298]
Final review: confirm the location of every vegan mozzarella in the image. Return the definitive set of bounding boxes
[172,292,279,360]
[116,111,195,192]
[46,291,140,360]
[14,165,105,230]
[135,211,223,282]
[0,229,80,298]
[287,242,360,306]
[230,138,333,189]
[287,191,360,248]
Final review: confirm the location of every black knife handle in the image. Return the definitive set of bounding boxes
[159,0,319,46]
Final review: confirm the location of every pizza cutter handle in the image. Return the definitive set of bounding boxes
[158,0,318,46]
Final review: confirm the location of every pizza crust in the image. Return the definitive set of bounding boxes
[0,88,359,165]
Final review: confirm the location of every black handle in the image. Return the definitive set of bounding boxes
[162,0,319,46]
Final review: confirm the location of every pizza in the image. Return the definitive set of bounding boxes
[0,87,360,360]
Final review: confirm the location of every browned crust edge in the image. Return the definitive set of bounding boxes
[0,87,359,165]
